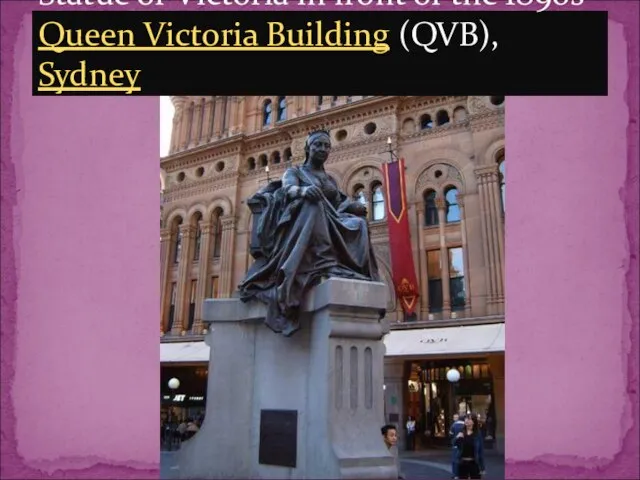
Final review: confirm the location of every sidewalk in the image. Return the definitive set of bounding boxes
[161,450,504,480]
[399,449,505,480]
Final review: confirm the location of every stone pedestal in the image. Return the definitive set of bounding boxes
[177,277,397,480]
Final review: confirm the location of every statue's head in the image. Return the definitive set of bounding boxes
[304,130,332,167]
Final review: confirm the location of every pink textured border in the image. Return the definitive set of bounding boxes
[1,1,638,478]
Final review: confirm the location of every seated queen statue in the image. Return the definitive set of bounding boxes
[238,130,383,337]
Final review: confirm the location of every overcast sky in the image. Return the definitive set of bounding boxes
[160,96,173,158]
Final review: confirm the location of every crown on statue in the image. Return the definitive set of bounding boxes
[309,128,330,137]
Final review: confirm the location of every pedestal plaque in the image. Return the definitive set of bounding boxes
[259,409,297,468]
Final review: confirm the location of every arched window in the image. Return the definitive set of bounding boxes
[172,218,183,263]
[445,187,460,223]
[247,157,256,170]
[436,110,450,126]
[212,209,223,258]
[263,99,272,126]
[317,96,323,107]
[167,282,177,332]
[497,152,505,214]
[424,190,438,226]
[277,96,287,122]
[192,212,203,261]
[420,114,433,129]
[283,148,292,163]
[353,185,367,206]
[371,183,385,221]
[453,106,467,122]
[272,151,281,164]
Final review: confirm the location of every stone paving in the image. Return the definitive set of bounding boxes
[161,449,505,479]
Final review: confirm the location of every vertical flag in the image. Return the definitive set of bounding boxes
[382,159,420,315]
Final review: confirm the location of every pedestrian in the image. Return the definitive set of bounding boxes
[454,414,486,479]
[449,414,465,479]
[381,424,405,480]
[405,416,416,451]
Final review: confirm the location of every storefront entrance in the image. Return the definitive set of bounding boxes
[161,364,208,449]
[405,359,497,450]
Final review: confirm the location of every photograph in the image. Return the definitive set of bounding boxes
[158,95,505,479]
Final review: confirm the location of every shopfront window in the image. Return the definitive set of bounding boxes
[404,359,496,450]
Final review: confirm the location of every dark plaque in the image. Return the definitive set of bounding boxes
[259,409,298,468]
[389,413,400,423]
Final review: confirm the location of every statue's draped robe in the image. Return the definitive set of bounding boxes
[239,165,380,332]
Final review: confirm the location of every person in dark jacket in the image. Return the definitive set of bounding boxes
[454,414,485,479]
[449,414,466,478]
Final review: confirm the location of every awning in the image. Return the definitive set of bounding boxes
[159,322,505,363]
[383,322,505,357]
[160,341,210,363]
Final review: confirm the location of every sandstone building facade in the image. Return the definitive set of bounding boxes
[160,95,506,452]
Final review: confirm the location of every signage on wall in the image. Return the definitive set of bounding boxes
[161,394,205,402]
[419,336,447,344]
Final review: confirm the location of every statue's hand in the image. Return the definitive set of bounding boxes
[303,185,323,202]
[350,203,368,217]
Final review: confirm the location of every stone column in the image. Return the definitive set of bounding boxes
[172,224,195,335]
[193,221,214,334]
[178,105,190,151]
[221,96,230,136]
[228,97,238,136]
[490,171,505,312]
[218,215,237,298]
[160,228,172,333]
[436,197,451,316]
[457,194,472,317]
[293,96,302,118]
[487,354,505,455]
[178,277,397,480]
[383,360,406,451]
[236,96,246,133]
[171,96,188,152]
[183,103,194,150]
[206,97,216,141]
[189,101,201,148]
[474,166,504,314]
[415,202,429,319]
[170,115,180,154]
[213,96,225,139]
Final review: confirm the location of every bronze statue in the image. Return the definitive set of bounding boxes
[238,130,382,336]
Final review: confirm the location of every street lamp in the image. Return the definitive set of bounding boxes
[168,377,180,422]
[166,377,180,449]
[447,368,461,420]
[446,368,460,383]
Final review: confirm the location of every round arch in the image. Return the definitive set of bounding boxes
[340,158,385,192]
[205,196,233,218]
[164,207,188,228]
[482,136,506,166]
[186,204,207,222]
[412,148,470,199]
